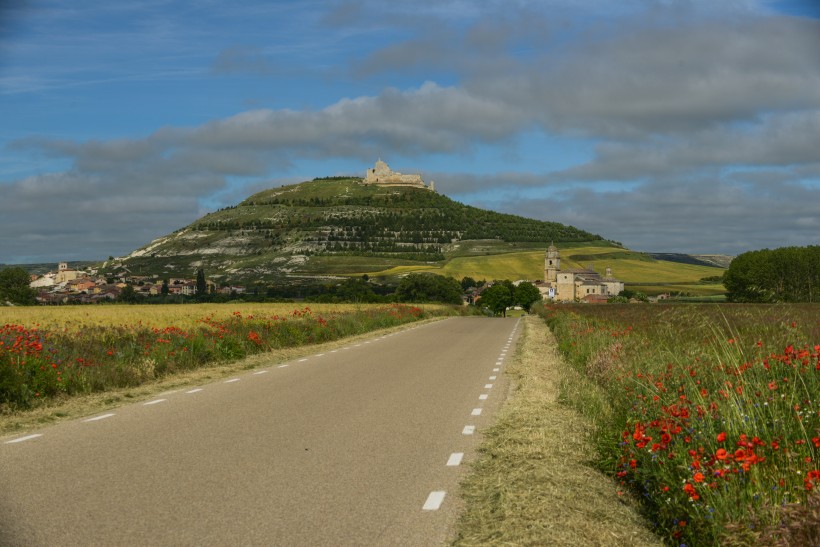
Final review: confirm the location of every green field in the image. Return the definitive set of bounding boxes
[360,243,726,296]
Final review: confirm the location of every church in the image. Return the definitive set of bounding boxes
[540,244,624,302]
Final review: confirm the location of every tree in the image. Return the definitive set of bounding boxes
[724,246,820,303]
[161,278,169,296]
[0,267,36,305]
[480,284,513,316]
[118,284,139,304]
[195,268,207,296]
[460,276,477,291]
[394,273,462,304]
[514,281,542,311]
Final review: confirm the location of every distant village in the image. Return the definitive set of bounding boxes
[27,245,633,305]
[29,262,246,304]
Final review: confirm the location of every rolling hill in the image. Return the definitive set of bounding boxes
[99,176,726,295]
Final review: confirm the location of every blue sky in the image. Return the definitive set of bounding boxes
[1,0,818,263]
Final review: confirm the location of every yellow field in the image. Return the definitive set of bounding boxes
[0,303,406,330]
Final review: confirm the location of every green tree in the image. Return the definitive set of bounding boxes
[514,281,542,311]
[460,276,477,291]
[161,278,169,296]
[195,268,207,296]
[480,283,513,316]
[118,284,139,304]
[0,267,36,305]
[394,273,462,304]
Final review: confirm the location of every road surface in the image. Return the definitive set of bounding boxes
[0,316,519,546]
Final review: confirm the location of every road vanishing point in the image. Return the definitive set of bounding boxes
[1,316,520,546]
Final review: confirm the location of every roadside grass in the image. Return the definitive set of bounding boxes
[453,315,662,546]
[537,303,820,546]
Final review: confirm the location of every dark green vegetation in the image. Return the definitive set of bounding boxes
[100,177,604,286]
[724,245,819,302]
[0,267,36,306]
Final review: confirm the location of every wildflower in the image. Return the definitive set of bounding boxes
[717,432,727,443]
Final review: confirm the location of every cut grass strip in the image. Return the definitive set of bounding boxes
[453,315,661,546]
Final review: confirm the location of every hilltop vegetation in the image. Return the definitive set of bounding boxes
[103,177,604,284]
[90,176,727,296]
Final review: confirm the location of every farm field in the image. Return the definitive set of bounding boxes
[0,303,453,412]
[0,302,421,329]
[537,302,820,545]
[366,243,726,296]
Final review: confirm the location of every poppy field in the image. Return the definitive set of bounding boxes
[0,303,439,410]
[538,303,820,545]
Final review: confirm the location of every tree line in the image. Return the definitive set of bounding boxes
[723,245,819,303]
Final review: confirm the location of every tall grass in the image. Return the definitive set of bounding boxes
[535,303,820,545]
[0,304,443,410]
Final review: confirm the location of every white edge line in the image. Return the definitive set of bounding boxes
[447,453,464,466]
[423,491,446,511]
[83,413,115,422]
[5,434,43,444]
[225,378,240,383]
[143,399,167,406]
[186,388,203,394]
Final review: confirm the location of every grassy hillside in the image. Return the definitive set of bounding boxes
[361,244,725,296]
[94,176,726,296]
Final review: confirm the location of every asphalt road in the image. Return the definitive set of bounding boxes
[0,316,520,546]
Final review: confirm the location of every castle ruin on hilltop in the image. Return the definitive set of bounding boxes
[363,159,435,192]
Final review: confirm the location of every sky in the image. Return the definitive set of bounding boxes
[1,0,819,264]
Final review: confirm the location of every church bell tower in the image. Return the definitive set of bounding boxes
[545,243,559,284]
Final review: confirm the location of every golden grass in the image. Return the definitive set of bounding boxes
[0,303,449,330]
[453,315,661,546]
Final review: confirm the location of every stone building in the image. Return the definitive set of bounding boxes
[542,244,624,302]
[364,159,435,191]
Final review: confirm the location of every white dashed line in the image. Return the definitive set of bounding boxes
[447,453,464,466]
[225,378,240,383]
[493,368,500,372]
[489,375,497,380]
[485,384,493,389]
[479,394,488,400]
[316,353,325,357]
[423,491,446,511]
[298,358,309,362]
[186,388,203,394]
[253,370,269,375]
[83,413,115,422]
[143,399,167,406]
[462,425,475,435]
[5,434,43,444]
[330,350,338,353]
[471,408,483,416]
[278,364,290,368]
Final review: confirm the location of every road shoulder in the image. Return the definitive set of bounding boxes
[452,314,662,546]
